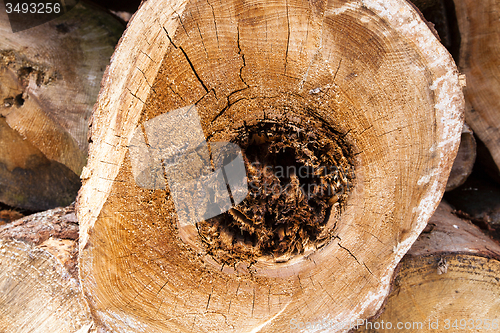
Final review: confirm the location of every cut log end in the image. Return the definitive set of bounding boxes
[77,0,464,331]
[0,205,91,333]
[356,202,500,332]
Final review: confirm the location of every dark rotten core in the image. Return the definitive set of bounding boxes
[197,121,355,266]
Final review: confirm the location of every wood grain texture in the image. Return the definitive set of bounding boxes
[0,2,123,210]
[454,0,500,176]
[0,206,92,333]
[0,117,81,211]
[446,123,476,191]
[77,0,464,331]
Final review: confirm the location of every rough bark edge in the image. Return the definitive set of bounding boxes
[78,0,190,251]
[335,0,464,323]
[77,0,464,330]
[0,205,79,278]
[408,201,500,258]
[0,206,93,333]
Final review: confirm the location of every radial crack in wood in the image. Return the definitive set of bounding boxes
[77,0,464,331]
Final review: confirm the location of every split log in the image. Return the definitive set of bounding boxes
[355,201,500,332]
[453,0,500,177]
[446,123,476,191]
[0,2,123,211]
[0,117,81,211]
[0,205,92,332]
[77,0,464,331]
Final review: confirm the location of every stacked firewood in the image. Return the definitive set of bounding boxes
[0,0,499,332]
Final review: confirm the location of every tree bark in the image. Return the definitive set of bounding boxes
[0,2,123,211]
[356,201,500,332]
[0,205,92,333]
[77,0,464,331]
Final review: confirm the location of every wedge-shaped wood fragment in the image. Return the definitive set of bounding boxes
[446,123,476,191]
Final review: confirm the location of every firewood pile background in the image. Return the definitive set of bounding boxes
[0,0,499,332]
